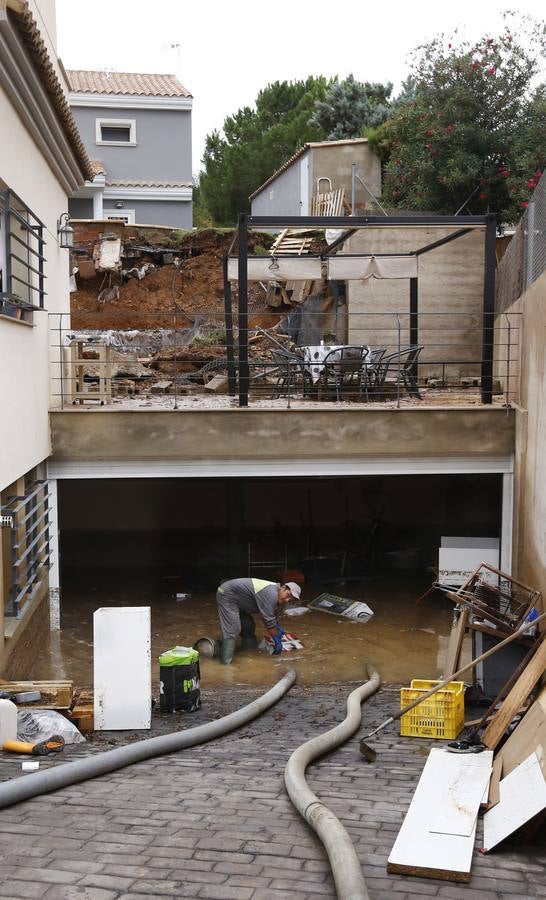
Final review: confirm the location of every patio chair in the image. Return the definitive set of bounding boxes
[322,345,369,401]
[270,348,312,398]
[363,347,387,394]
[374,345,423,399]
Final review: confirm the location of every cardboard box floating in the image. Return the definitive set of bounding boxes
[308,593,374,623]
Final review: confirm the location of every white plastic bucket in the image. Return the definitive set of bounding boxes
[0,699,18,745]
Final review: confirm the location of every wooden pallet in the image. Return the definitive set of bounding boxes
[67,688,94,733]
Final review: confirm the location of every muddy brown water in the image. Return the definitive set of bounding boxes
[31,573,462,689]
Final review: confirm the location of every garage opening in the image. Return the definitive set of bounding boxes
[35,473,503,686]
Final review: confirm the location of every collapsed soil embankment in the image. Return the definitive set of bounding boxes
[70,225,285,332]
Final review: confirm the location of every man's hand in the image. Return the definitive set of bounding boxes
[268,624,285,655]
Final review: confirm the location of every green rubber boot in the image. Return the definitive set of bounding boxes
[240,635,258,651]
[220,637,236,665]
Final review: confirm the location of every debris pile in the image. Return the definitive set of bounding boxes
[387,563,546,882]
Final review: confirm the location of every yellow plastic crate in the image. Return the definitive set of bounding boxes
[400,679,465,740]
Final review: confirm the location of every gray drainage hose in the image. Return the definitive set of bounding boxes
[0,668,297,809]
[284,665,381,900]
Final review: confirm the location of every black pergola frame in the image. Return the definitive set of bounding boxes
[225,213,496,408]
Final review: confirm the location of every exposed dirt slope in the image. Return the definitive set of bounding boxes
[70,227,285,331]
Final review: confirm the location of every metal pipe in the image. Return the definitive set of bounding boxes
[237,213,249,407]
[284,665,381,900]
[0,669,297,810]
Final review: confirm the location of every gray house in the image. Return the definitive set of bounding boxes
[250,138,381,218]
[67,70,193,228]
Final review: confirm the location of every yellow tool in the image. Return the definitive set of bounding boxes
[3,735,65,756]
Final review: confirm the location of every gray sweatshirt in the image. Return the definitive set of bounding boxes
[217,578,280,629]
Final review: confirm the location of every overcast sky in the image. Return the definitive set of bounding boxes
[56,0,545,175]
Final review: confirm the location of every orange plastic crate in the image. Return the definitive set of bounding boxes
[400,679,465,739]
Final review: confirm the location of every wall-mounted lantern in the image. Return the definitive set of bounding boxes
[57,212,74,249]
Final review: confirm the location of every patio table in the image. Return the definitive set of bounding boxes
[302,344,371,384]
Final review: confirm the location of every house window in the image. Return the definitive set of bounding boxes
[0,187,46,323]
[96,118,137,146]
[103,208,136,225]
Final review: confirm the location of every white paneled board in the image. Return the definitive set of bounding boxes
[94,607,151,730]
[483,752,546,852]
[388,748,493,882]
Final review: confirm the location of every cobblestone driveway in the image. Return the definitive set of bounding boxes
[0,681,544,899]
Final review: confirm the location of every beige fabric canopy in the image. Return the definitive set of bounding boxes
[227,255,417,282]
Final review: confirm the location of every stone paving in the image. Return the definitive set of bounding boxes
[0,679,545,900]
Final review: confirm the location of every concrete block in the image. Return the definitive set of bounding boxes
[204,375,228,393]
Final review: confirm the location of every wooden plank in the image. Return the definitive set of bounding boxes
[483,752,546,851]
[482,638,546,749]
[0,680,73,709]
[443,607,468,678]
[387,748,492,882]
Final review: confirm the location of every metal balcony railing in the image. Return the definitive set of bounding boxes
[48,307,521,411]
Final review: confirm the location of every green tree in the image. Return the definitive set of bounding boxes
[309,74,392,139]
[199,77,329,226]
[373,17,546,222]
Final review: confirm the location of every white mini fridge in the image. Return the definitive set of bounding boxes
[93,606,151,730]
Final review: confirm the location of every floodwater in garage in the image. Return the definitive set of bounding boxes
[31,571,459,688]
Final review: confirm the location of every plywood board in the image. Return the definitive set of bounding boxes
[388,748,492,882]
[93,607,151,730]
[482,639,546,749]
[497,685,546,780]
[483,752,546,851]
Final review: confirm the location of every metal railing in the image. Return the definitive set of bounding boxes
[1,480,51,617]
[49,307,521,410]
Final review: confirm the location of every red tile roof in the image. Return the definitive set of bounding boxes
[9,6,94,181]
[67,70,192,98]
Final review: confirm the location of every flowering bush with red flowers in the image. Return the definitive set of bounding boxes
[367,14,546,223]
